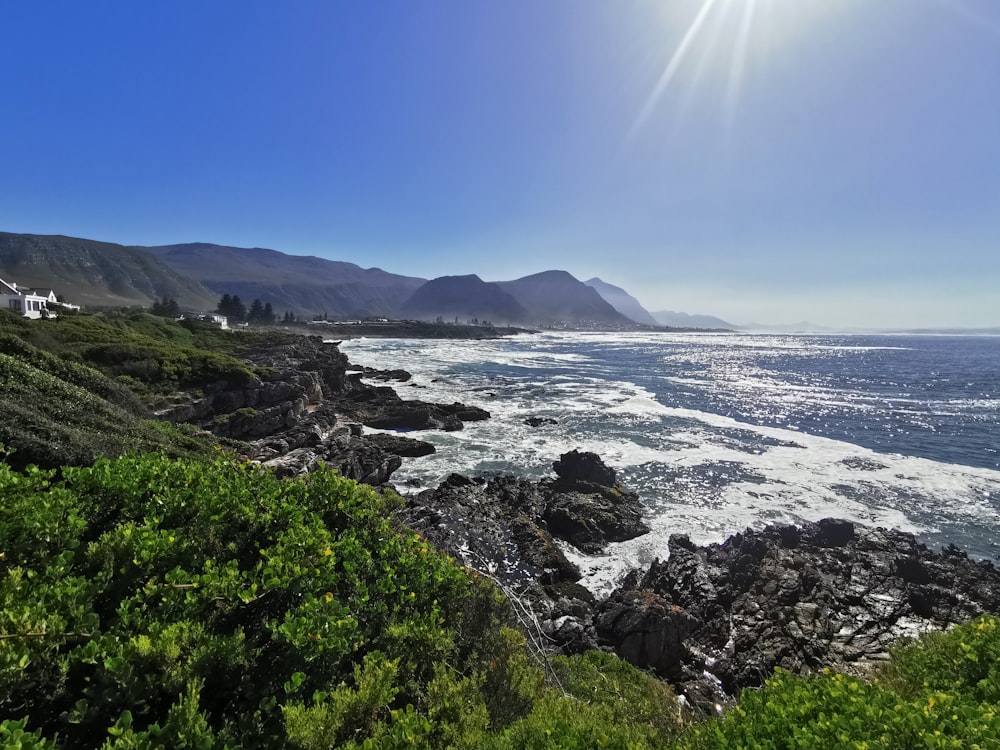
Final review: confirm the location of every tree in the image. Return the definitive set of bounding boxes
[216,294,247,324]
[151,296,180,318]
[263,302,276,325]
[247,298,265,324]
[216,293,232,315]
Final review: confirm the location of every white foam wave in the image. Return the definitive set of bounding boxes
[340,332,1000,596]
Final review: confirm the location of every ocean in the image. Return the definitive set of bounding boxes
[340,332,1000,594]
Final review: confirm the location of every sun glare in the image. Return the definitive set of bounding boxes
[626,0,857,143]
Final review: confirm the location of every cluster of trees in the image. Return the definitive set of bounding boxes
[149,296,180,318]
[216,294,287,325]
[150,294,298,326]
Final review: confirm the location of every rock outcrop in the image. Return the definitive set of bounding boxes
[542,450,650,553]
[153,334,477,484]
[596,519,1000,710]
[398,451,650,655]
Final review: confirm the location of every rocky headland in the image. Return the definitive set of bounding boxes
[152,334,485,483]
[154,334,1000,713]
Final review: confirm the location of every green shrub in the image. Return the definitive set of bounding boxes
[0,718,58,749]
[0,351,213,469]
[0,455,511,748]
[880,615,1000,705]
[0,453,694,749]
[674,618,1000,750]
[0,313,254,395]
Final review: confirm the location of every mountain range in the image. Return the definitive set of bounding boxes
[0,232,218,310]
[146,243,425,319]
[0,230,729,329]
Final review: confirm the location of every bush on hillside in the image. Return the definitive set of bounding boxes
[0,349,211,470]
[0,453,687,748]
[0,313,254,396]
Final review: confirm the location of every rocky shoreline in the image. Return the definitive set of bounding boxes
[156,335,1000,712]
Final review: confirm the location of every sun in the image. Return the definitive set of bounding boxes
[627,0,858,142]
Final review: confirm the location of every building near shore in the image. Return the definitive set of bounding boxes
[0,277,55,319]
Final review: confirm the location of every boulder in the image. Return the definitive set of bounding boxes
[552,449,616,487]
[595,589,696,681]
[363,432,436,457]
[542,451,649,553]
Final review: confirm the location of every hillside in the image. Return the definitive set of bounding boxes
[498,270,635,327]
[0,232,218,309]
[400,274,530,324]
[147,242,426,319]
[584,277,657,325]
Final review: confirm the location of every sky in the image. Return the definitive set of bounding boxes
[2,1,998,329]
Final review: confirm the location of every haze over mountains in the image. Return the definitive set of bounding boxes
[0,231,728,328]
[584,278,657,326]
[399,275,529,324]
[650,310,734,329]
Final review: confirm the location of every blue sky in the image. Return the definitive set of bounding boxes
[2,1,998,328]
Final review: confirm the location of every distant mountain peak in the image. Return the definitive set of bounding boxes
[400,274,527,323]
[497,271,635,327]
[584,278,657,325]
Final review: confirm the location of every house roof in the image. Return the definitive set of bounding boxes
[0,279,55,299]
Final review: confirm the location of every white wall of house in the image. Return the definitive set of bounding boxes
[0,278,57,319]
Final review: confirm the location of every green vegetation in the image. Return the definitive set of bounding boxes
[0,310,303,469]
[0,311,255,395]
[676,617,1000,749]
[0,312,238,469]
[0,453,683,749]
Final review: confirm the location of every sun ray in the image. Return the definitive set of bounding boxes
[624,0,719,146]
[724,0,757,133]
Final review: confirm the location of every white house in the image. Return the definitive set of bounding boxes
[0,278,57,319]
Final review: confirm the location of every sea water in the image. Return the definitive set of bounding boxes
[341,332,1000,594]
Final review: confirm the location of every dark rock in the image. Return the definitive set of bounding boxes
[595,589,696,680]
[399,475,581,596]
[543,592,601,654]
[441,473,476,488]
[363,432,436,458]
[608,518,1000,700]
[360,367,412,382]
[525,416,558,427]
[322,435,402,485]
[259,430,402,485]
[151,334,488,487]
[552,449,616,487]
[809,518,856,547]
[541,451,649,553]
[542,488,649,554]
[338,390,488,432]
[396,451,651,674]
